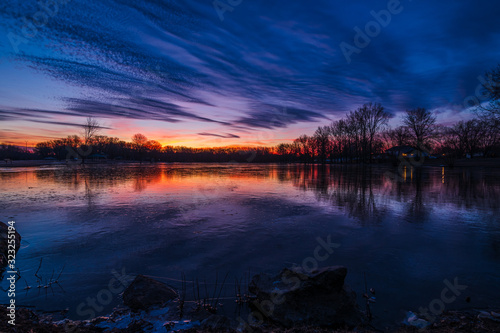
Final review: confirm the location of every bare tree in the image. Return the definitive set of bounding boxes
[403,108,436,149]
[314,126,330,164]
[83,117,100,145]
[294,135,311,163]
[345,103,389,162]
[132,133,148,162]
[80,116,101,163]
[478,64,500,123]
[480,119,500,157]
[359,103,390,161]
[448,119,484,158]
[383,126,412,148]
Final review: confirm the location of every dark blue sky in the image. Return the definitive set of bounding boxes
[1,0,499,146]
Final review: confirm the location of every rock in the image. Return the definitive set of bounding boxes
[248,266,363,328]
[0,221,21,268]
[201,314,238,331]
[403,311,430,329]
[123,275,177,311]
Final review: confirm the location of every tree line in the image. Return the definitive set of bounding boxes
[0,118,277,163]
[275,106,499,164]
[275,65,500,164]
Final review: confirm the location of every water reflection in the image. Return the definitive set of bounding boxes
[2,164,500,221]
[265,164,499,225]
[1,163,500,324]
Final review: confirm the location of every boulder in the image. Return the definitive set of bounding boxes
[248,266,363,328]
[123,275,177,311]
[201,314,238,331]
[0,221,21,268]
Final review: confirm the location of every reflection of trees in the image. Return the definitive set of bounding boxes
[12,163,500,226]
[133,167,152,192]
[284,165,500,224]
[443,169,500,211]
[34,165,164,192]
[402,168,430,223]
[84,179,96,211]
[285,165,387,224]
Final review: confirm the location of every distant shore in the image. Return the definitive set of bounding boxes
[1,158,499,169]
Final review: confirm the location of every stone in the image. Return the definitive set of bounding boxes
[201,314,238,331]
[123,275,177,311]
[248,266,363,328]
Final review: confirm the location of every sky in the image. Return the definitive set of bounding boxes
[0,0,499,147]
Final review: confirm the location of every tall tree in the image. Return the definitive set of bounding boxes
[478,64,500,124]
[383,126,411,148]
[314,126,330,164]
[294,135,311,163]
[83,117,100,145]
[346,103,389,162]
[132,133,148,161]
[81,116,101,163]
[359,103,390,161]
[449,119,484,158]
[403,108,436,149]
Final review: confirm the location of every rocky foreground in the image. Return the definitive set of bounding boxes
[1,221,500,332]
[1,301,500,333]
[1,267,499,333]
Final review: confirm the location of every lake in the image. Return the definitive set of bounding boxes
[1,163,499,328]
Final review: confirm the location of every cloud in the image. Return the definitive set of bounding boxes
[28,119,113,129]
[236,104,329,129]
[66,97,231,125]
[198,132,240,139]
[0,0,500,137]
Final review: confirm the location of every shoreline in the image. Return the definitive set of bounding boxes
[1,303,499,332]
[1,269,499,333]
[1,158,500,169]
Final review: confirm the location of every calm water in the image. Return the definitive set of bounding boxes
[1,163,500,326]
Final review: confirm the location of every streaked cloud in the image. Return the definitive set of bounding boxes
[198,132,240,139]
[0,0,499,145]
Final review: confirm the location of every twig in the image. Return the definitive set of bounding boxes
[55,263,65,283]
[363,272,373,320]
[196,278,200,308]
[211,271,218,309]
[35,258,43,286]
[179,272,186,318]
[215,272,229,310]
[23,279,31,290]
[49,268,55,284]
[203,278,209,309]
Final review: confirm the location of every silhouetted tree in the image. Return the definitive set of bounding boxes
[294,135,311,163]
[356,103,390,162]
[132,133,148,161]
[448,119,484,158]
[479,64,500,120]
[314,126,330,163]
[403,108,436,149]
[383,126,412,148]
[81,117,101,163]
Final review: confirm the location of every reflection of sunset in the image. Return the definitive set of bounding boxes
[2,164,500,325]
[2,165,499,221]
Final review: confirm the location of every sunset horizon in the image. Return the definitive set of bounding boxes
[2,0,498,148]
